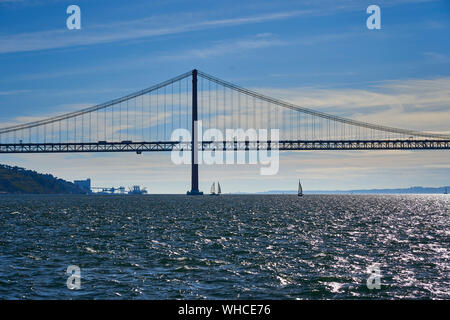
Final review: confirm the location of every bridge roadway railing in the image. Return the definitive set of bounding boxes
[1,139,450,153]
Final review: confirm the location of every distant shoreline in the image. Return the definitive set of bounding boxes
[0,192,448,196]
[232,186,450,195]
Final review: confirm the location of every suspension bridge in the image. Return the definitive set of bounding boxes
[1,69,449,194]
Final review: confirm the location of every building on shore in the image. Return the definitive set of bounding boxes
[74,178,91,194]
[128,185,147,195]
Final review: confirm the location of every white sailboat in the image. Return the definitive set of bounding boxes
[210,182,221,196]
[298,180,303,197]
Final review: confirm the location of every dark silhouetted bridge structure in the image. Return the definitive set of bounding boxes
[1,70,449,194]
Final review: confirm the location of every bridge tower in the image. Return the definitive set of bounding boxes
[187,69,203,195]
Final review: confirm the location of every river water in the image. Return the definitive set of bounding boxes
[0,194,448,299]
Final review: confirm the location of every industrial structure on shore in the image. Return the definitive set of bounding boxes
[73,179,147,194]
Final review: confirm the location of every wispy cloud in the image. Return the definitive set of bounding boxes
[257,77,450,133]
[0,89,34,95]
[162,34,287,60]
[423,52,450,64]
[0,0,441,55]
[0,10,312,54]
[4,31,359,82]
[162,30,362,61]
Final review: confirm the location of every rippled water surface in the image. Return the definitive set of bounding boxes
[0,194,448,299]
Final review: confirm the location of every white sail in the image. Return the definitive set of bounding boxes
[217,182,221,194]
[210,182,215,194]
[298,180,303,196]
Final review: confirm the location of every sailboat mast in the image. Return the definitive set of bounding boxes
[298,180,303,196]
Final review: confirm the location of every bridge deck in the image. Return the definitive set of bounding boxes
[1,140,449,153]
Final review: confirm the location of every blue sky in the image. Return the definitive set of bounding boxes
[0,0,449,193]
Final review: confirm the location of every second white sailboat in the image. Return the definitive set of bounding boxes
[298,180,303,197]
[210,182,221,196]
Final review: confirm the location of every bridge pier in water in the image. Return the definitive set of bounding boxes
[187,69,203,195]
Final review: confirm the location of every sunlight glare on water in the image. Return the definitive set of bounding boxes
[0,194,448,299]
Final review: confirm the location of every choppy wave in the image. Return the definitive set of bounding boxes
[0,194,448,299]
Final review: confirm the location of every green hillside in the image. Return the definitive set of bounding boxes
[0,164,85,194]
